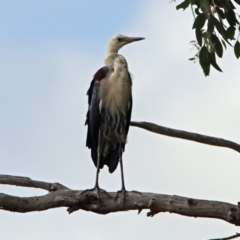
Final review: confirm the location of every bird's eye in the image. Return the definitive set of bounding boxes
[117,37,122,42]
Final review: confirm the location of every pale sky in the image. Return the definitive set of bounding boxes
[1,1,240,239]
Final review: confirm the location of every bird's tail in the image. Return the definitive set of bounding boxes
[91,145,120,173]
[102,145,120,173]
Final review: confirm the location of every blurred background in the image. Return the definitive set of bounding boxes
[0,1,240,239]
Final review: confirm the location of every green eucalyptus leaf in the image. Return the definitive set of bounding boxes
[234,41,240,59]
[195,28,202,46]
[199,46,210,76]
[209,51,222,72]
[211,34,223,58]
[210,15,232,46]
[176,0,190,10]
[216,7,225,19]
[226,26,235,40]
[201,0,210,13]
[215,0,227,8]
[193,13,206,29]
[226,9,238,26]
[221,39,227,49]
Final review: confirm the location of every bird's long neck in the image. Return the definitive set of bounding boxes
[104,45,120,67]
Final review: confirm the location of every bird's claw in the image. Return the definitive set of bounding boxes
[115,188,127,203]
[81,187,111,201]
[131,190,142,195]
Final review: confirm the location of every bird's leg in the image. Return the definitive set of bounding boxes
[120,149,126,192]
[82,133,110,200]
[115,147,127,202]
[93,133,101,199]
[84,133,111,199]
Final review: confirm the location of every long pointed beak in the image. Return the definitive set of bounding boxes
[127,37,145,43]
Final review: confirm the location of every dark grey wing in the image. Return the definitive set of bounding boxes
[85,66,108,112]
[86,66,109,167]
[87,81,100,166]
[125,95,132,137]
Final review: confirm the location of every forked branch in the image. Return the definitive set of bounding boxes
[1,174,240,227]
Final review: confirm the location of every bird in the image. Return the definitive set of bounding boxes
[85,34,144,199]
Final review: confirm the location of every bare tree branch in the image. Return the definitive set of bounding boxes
[131,121,240,154]
[1,174,240,227]
[0,175,68,191]
[210,232,240,240]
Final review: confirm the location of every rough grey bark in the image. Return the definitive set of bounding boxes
[1,174,240,227]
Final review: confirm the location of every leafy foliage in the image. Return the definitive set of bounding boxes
[175,0,240,76]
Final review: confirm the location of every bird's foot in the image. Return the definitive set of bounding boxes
[131,190,142,195]
[115,188,128,203]
[81,187,111,201]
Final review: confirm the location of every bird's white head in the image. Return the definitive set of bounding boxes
[107,34,145,55]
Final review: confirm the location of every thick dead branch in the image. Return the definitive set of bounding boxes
[1,175,240,227]
[131,121,240,154]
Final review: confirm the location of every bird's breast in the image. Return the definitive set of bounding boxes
[99,68,131,116]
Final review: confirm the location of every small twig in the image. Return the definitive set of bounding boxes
[130,121,240,154]
[134,202,143,214]
[191,2,195,19]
